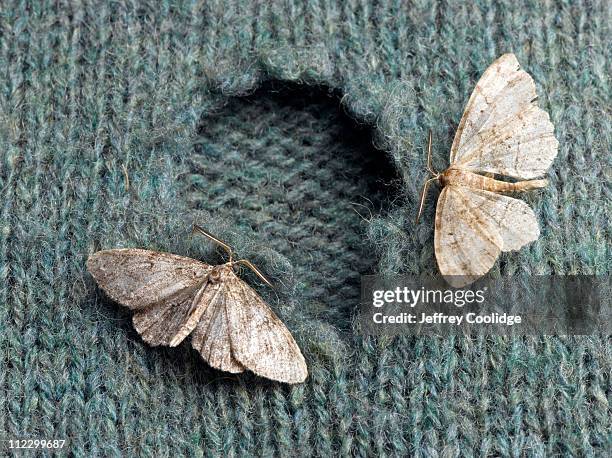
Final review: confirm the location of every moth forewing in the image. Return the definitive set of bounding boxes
[225,274,308,384]
[450,53,538,163]
[86,248,212,310]
[452,104,558,180]
[132,283,203,347]
[168,280,223,348]
[190,280,246,374]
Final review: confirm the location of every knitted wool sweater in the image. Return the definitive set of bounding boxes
[0,1,609,456]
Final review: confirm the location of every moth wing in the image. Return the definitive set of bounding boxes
[190,282,246,373]
[87,248,212,310]
[132,285,201,347]
[435,186,502,287]
[460,187,540,252]
[224,274,307,384]
[450,53,558,179]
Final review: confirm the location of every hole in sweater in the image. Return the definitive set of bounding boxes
[184,82,399,328]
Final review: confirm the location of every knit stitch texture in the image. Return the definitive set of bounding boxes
[0,1,610,456]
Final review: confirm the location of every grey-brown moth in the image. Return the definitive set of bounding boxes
[87,226,308,384]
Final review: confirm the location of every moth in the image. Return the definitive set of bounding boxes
[87,226,308,384]
[417,54,559,287]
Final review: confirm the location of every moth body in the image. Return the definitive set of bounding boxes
[208,263,235,283]
[171,263,236,347]
[440,168,548,192]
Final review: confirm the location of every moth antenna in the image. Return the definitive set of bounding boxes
[192,224,234,262]
[416,177,437,224]
[416,131,441,224]
[234,259,273,289]
[426,130,438,176]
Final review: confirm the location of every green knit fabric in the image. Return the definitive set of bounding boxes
[0,1,610,456]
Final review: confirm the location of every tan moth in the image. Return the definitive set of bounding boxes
[417,54,559,287]
[87,226,308,384]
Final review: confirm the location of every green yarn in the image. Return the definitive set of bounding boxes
[0,1,609,456]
